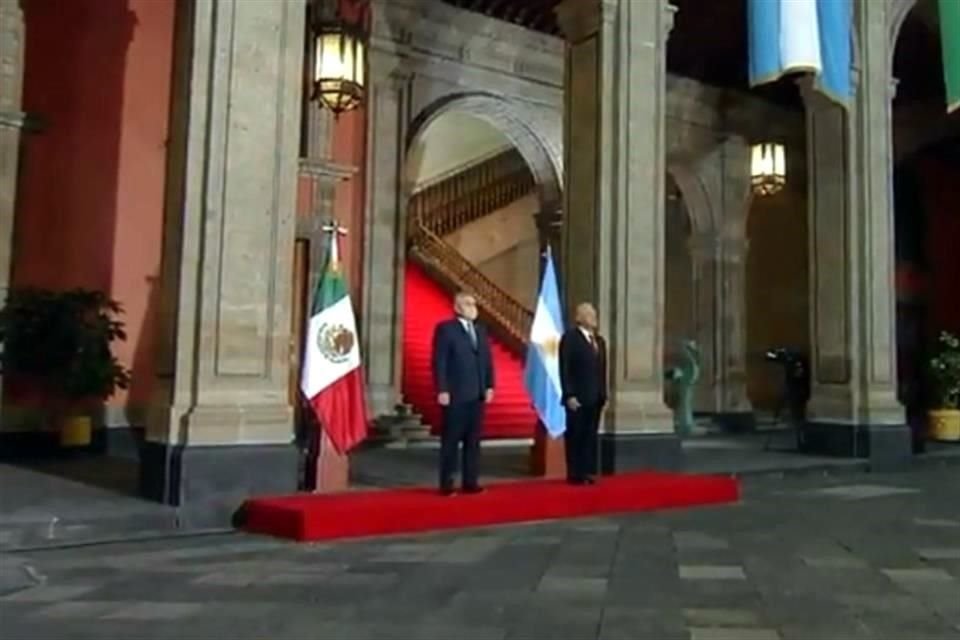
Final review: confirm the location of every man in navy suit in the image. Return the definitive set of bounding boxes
[559,302,607,485]
[431,291,495,496]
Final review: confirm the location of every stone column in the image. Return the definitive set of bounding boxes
[688,232,722,415]
[800,0,909,469]
[683,137,754,429]
[0,0,26,399]
[717,235,753,424]
[716,137,754,429]
[142,0,308,511]
[360,51,412,417]
[556,0,681,472]
[688,232,753,429]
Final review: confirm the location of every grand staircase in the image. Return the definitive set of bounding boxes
[398,149,541,440]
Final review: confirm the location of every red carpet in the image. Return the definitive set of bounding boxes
[242,471,740,542]
[402,262,537,439]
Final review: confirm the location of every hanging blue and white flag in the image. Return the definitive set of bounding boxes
[748,0,853,105]
[524,248,566,438]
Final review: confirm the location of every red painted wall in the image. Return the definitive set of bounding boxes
[13,0,176,410]
[920,157,960,336]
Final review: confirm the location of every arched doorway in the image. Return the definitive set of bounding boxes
[891,0,960,447]
[351,100,560,487]
[395,95,560,455]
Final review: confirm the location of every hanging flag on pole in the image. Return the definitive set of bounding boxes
[524,246,566,438]
[300,221,369,454]
[747,0,853,106]
[940,0,960,113]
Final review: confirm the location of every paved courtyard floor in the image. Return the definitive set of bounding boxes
[2,466,959,639]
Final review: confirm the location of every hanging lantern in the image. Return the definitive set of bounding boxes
[311,1,368,117]
[750,142,786,196]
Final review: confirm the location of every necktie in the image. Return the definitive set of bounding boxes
[467,321,477,348]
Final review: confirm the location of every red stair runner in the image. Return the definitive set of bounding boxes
[402,262,537,439]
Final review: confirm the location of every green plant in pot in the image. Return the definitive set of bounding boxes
[0,288,131,447]
[927,330,960,442]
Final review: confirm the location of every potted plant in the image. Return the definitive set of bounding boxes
[927,330,960,442]
[0,288,131,447]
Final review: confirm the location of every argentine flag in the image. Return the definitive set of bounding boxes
[524,250,566,438]
[748,0,853,106]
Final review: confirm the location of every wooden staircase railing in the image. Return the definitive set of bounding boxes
[410,148,536,238]
[406,148,540,354]
[408,225,533,354]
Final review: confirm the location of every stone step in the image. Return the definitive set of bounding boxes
[369,404,434,447]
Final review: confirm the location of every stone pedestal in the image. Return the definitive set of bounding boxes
[800,1,910,470]
[556,0,681,472]
[142,0,308,510]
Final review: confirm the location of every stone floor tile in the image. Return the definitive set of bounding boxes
[679,565,747,580]
[101,602,203,621]
[683,608,762,626]
[0,585,96,602]
[916,548,960,560]
[689,628,780,640]
[882,568,955,583]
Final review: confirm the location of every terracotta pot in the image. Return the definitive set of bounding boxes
[60,415,92,447]
[928,409,960,442]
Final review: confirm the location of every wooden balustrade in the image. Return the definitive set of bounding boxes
[410,149,534,237]
[409,227,533,352]
[406,148,537,352]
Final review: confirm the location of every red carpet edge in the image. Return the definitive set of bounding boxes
[242,471,741,542]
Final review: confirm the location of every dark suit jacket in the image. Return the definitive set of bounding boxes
[559,327,607,407]
[431,318,495,405]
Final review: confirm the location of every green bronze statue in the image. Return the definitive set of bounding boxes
[666,340,701,437]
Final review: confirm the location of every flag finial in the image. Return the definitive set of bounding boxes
[322,220,348,272]
[322,219,349,236]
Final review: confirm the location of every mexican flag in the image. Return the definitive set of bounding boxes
[941,0,960,113]
[300,229,369,454]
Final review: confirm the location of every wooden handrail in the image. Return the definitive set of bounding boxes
[409,226,533,353]
[409,149,534,237]
[406,148,537,353]
[419,168,535,237]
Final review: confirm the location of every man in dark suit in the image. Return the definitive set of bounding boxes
[431,291,495,496]
[559,302,607,485]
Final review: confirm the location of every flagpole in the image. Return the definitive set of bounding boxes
[306,218,354,494]
[529,241,567,479]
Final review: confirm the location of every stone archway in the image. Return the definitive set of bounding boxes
[362,86,564,416]
[664,140,755,426]
[889,0,920,63]
[404,91,563,221]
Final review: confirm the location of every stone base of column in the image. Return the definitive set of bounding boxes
[599,433,684,475]
[710,412,757,433]
[139,442,299,526]
[367,384,399,419]
[799,422,913,471]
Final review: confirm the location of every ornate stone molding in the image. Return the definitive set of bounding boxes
[0,110,26,130]
[299,158,357,181]
[888,0,918,62]
[663,3,678,39]
[372,0,563,85]
[555,0,604,42]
